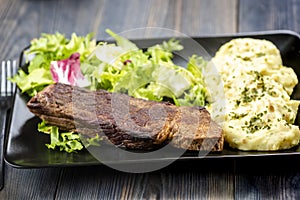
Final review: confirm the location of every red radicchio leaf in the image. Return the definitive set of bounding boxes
[50,52,87,86]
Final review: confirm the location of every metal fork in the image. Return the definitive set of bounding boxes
[0,60,17,190]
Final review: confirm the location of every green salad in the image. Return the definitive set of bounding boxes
[11,29,209,153]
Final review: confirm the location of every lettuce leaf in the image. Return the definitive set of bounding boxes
[38,120,103,152]
[82,31,208,106]
[9,68,54,97]
[11,32,96,96]
[50,52,89,87]
[105,29,138,51]
[38,121,84,153]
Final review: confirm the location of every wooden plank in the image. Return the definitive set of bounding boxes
[55,166,149,199]
[239,0,300,33]
[145,0,238,37]
[180,0,238,35]
[0,166,61,200]
[0,0,27,60]
[159,163,235,199]
[235,173,300,199]
[235,172,300,199]
[0,0,63,198]
[234,157,300,199]
[56,161,235,199]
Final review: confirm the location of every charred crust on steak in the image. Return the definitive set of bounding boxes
[27,83,224,151]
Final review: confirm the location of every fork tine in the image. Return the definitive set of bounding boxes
[0,60,17,96]
[1,61,8,96]
[6,61,11,96]
[0,62,1,95]
[1,61,4,96]
[11,60,17,95]
[11,60,17,94]
[0,59,17,191]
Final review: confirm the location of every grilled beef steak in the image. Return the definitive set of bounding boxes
[27,83,224,151]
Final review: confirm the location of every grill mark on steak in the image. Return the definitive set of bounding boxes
[27,83,224,151]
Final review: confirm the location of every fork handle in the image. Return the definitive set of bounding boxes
[0,109,8,190]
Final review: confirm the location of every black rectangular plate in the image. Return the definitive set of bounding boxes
[4,30,300,168]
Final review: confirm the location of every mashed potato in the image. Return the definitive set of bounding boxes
[210,38,300,150]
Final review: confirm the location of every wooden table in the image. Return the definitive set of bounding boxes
[1,0,300,199]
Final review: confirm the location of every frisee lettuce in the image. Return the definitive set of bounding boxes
[38,120,102,153]
[82,29,209,106]
[38,120,84,153]
[11,32,96,96]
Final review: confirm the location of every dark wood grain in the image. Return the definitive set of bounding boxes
[56,160,235,199]
[3,0,300,199]
[56,166,149,199]
[235,172,300,200]
[234,157,300,200]
[239,0,300,33]
[0,167,61,199]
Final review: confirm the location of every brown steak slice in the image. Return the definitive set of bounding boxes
[27,83,224,151]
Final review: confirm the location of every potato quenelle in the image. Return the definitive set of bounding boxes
[211,38,300,151]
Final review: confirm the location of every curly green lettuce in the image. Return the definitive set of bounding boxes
[11,32,96,96]
[82,29,209,106]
